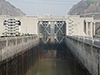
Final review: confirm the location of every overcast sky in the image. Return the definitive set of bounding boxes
[5,0,81,16]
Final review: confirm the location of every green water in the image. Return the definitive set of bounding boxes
[28,60,72,75]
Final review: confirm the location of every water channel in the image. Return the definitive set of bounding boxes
[27,39,91,75]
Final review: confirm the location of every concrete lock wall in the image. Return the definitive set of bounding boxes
[66,36,100,75]
[0,35,39,61]
[0,44,39,75]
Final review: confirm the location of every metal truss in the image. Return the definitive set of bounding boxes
[38,21,66,44]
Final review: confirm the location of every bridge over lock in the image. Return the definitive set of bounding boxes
[0,15,100,75]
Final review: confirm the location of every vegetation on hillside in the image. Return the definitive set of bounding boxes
[86,0,100,4]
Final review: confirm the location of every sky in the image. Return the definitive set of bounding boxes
[5,0,81,16]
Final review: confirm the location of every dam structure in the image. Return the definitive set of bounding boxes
[0,14,100,75]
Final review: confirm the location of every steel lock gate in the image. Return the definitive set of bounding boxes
[38,21,66,44]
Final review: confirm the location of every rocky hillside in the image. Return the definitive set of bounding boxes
[68,0,100,16]
[0,0,25,16]
[68,0,89,15]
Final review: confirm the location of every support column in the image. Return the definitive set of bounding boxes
[50,21,55,43]
[93,22,95,36]
[66,21,68,35]
[86,22,88,35]
[90,22,93,37]
[6,37,8,75]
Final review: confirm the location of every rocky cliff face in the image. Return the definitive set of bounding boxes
[68,0,100,16]
[0,0,25,16]
[68,0,89,15]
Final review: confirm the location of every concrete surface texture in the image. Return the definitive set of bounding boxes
[0,35,39,61]
[66,35,100,75]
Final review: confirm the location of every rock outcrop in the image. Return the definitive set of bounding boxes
[0,0,25,16]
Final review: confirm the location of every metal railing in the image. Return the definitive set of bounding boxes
[67,35,100,48]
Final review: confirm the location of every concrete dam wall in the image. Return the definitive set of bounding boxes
[0,35,39,61]
[0,36,39,75]
[0,44,39,75]
[66,36,100,75]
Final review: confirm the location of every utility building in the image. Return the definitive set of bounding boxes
[3,19,21,36]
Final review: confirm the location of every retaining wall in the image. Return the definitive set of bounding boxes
[0,44,39,75]
[66,36,100,75]
[0,35,39,61]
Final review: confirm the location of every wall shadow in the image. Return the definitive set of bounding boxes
[38,38,91,75]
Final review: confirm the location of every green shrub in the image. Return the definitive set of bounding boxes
[86,0,100,4]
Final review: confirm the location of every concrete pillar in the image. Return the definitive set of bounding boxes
[66,21,68,35]
[50,21,55,43]
[37,21,39,36]
[15,37,17,53]
[86,22,88,35]
[93,22,95,36]
[6,37,8,59]
[90,22,93,37]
